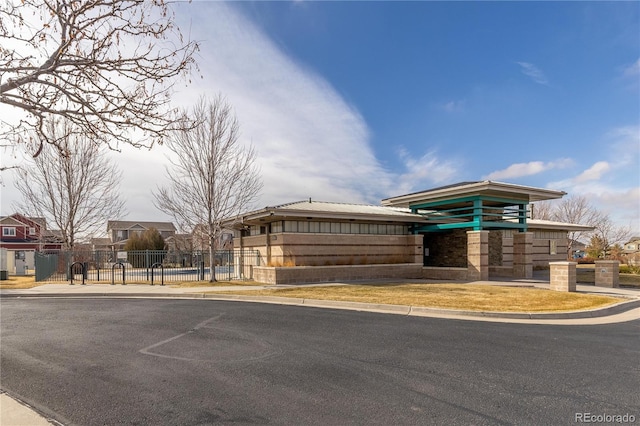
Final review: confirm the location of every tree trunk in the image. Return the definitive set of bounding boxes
[209,236,217,282]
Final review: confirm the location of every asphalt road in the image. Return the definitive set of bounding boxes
[1,298,639,425]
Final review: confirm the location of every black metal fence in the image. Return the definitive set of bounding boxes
[35,249,261,284]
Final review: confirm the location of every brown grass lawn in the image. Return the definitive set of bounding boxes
[0,275,629,313]
[0,275,41,289]
[221,283,622,312]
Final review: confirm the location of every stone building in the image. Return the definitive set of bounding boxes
[225,181,592,284]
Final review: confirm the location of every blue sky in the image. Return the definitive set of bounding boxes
[1,1,639,233]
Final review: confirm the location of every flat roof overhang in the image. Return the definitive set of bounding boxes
[381,181,566,209]
[527,219,594,232]
[224,208,431,229]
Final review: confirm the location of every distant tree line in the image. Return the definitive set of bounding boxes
[532,195,631,261]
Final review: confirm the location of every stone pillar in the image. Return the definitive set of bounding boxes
[467,230,489,281]
[594,260,620,288]
[550,261,576,292]
[513,232,533,279]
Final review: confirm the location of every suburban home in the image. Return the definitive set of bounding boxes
[106,220,177,250]
[623,237,640,253]
[623,236,640,266]
[224,181,593,284]
[0,213,64,275]
[569,239,588,259]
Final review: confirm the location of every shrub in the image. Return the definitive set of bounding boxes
[620,265,640,275]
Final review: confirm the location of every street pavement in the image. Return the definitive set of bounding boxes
[1,279,639,425]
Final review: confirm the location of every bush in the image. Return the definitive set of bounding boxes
[124,228,166,268]
[576,257,597,264]
[620,265,640,275]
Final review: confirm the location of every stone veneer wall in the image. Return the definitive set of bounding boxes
[241,233,422,267]
[513,232,533,279]
[253,263,472,284]
[549,261,576,292]
[502,233,569,268]
[594,260,619,288]
[467,231,489,281]
[422,230,467,267]
[254,263,424,285]
[421,266,468,280]
[488,231,503,266]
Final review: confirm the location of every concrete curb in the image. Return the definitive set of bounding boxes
[0,392,60,426]
[2,291,639,321]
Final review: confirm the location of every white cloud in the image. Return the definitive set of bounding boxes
[441,99,466,113]
[623,58,640,77]
[573,161,611,183]
[395,149,459,194]
[545,125,640,232]
[483,159,572,180]
[171,3,396,207]
[0,3,391,220]
[517,61,549,85]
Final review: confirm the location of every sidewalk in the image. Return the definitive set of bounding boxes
[1,280,639,324]
[0,392,56,426]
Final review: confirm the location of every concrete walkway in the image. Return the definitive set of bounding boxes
[1,279,639,324]
[1,280,639,425]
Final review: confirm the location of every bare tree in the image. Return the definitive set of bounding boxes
[590,215,631,259]
[549,195,605,257]
[0,0,198,159]
[14,118,125,250]
[530,201,554,220]
[154,95,262,281]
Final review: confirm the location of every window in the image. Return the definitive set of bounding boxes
[2,227,16,237]
[274,220,408,235]
[29,227,37,235]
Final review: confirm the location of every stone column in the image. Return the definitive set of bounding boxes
[594,260,620,288]
[513,232,533,279]
[550,261,576,292]
[467,230,489,281]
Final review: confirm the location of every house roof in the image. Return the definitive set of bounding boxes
[381,180,566,208]
[226,200,428,227]
[0,216,26,226]
[107,220,176,232]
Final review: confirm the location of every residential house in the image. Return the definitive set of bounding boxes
[623,236,640,265]
[0,213,63,275]
[106,220,177,250]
